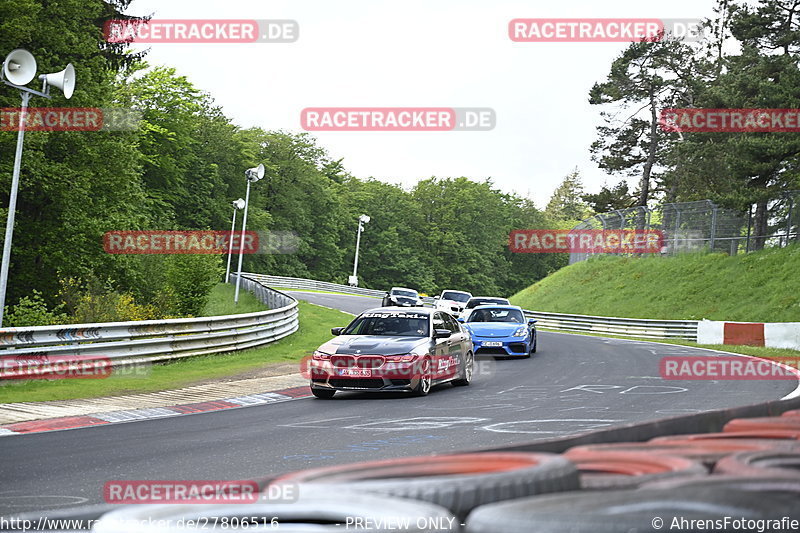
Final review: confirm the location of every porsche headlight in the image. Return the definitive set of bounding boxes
[512,326,528,337]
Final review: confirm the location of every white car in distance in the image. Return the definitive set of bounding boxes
[434,290,473,317]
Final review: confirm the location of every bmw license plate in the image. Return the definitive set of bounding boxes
[483,341,503,347]
[338,368,371,377]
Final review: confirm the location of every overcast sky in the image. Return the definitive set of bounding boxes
[123,0,717,208]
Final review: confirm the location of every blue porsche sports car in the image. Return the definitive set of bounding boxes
[459,305,537,357]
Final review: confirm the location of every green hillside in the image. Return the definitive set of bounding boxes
[509,245,800,323]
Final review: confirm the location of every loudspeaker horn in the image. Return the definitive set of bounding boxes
[40,63,75,99]
[2,49,37,86]
[246,163,265,182]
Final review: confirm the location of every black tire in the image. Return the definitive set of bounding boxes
[529,333,537,354]
[642,475,800,492]
[714,450,800,477]
[411,357,432,396]
[311,387,335,399]
[274,452,579,520]
[452,351,473,386]
[381,297,389,306]
[465,486,800,533]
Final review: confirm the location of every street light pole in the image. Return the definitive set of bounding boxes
[225,198,245,283]
[0,49,75,327]
[234,164,264,304]
[349,214,370,287]
[0,91,30,327]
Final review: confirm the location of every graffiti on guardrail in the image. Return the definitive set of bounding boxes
[128,322,195,336]
[0,331,35,344]
[56,327,102,342]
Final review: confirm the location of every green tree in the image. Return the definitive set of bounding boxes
[545,169,591,221]
[589,35,696,208]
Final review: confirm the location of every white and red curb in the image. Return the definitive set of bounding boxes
[0,386,311,437]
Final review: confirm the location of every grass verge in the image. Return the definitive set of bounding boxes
[202,283,267,315]
[0,301,350,403]
[510,245,800,322]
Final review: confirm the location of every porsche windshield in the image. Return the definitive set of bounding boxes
[466,308,525,323]
[343,313,430,337]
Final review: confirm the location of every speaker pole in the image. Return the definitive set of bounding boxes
[0,90,30,327]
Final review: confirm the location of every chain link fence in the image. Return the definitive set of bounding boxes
[569,191,800,264]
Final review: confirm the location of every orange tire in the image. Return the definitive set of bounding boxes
[652,431,800,442]
[724,416,800,433]
[564,440,788,468]
[562,448,706,488]
[273,452,579,518]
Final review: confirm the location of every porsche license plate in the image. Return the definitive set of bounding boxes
[338,368,372,377]
[483,341,503,347]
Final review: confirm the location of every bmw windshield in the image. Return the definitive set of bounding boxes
[343,312,430,337]
[441,291,470,302]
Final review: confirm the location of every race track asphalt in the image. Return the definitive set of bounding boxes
[1,291,795,516]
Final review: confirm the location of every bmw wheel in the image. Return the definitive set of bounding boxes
[412,358,432,396]
[453,351,473,386]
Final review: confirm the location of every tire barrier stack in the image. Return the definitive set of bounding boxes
[259,411,800,532]
[9,411,800,532]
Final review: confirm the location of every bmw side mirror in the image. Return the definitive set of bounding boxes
[331,327,345,335]
[434,329,451,339]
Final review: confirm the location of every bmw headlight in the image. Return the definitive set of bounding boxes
[512,326,528,337]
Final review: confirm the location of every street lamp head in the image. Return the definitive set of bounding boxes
[233,198,246,210]
[245,163,265,182]
[359,214,371,224]
[2,49,37,86]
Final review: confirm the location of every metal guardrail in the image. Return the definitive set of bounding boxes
[0,274,298,372]
[245,274,438,305]
[247,275,698,340]
[522,309,698,340]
